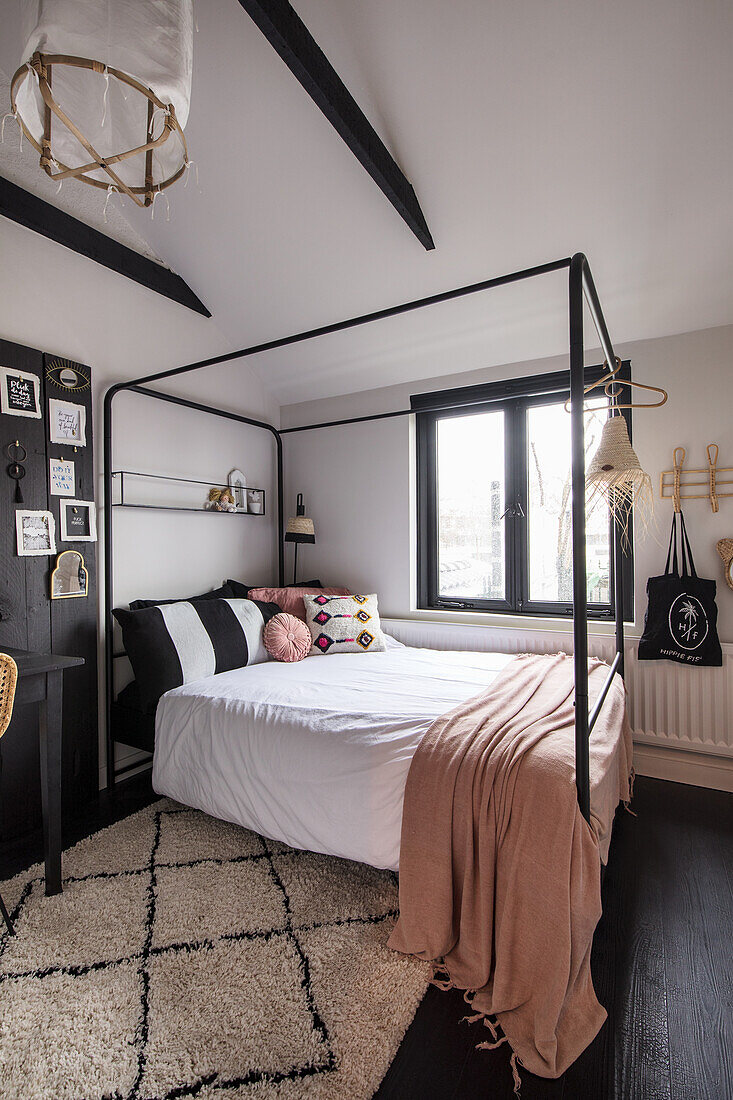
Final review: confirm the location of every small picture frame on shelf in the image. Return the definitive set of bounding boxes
[228,468,248,511]
[59,499,97,542]
[16,510,56,556]
[49,398,86,446]
[49,457,75,496]
[0,366,42,419]
[50,549,88,599]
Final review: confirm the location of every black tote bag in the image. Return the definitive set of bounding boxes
[638,512,722,666]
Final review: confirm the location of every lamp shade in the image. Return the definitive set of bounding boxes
[11,0,193,207]
[284,493,315,543]
[284,516,315,544]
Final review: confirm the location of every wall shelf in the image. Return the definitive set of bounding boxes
[110,470,266,515]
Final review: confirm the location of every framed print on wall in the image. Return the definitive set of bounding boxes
[49,457,75,496]
[59,498,97,542]
[49,398,87,446]
[0,366,42,418]
[15,510,57,556]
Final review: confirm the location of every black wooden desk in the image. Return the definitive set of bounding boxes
[3,647,84,895]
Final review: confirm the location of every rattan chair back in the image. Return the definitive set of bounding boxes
[0,653,18,738]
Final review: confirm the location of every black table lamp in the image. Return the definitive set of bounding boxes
[284,493,316,584]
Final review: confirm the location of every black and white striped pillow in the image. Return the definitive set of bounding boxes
[113,598,280,714]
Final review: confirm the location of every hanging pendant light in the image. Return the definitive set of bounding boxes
[586,414,654,544]
[10,0,194,209]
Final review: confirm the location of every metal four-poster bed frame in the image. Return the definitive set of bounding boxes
[103,252,627,820]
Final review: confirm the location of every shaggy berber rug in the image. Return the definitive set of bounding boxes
[0,800,430,1099]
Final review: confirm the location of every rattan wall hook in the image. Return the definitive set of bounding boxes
[660,444,732,512]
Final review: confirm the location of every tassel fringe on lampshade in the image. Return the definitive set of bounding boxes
[586,415,654,545]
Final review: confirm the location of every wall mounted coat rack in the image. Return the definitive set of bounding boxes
[660,444,733,513]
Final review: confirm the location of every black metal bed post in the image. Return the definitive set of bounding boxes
[103,383,120,790]
[569,256,591,822]
[103,382,285,789]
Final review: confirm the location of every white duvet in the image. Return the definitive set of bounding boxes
[153,641,513,870]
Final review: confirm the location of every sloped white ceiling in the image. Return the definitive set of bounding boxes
[1,0,732,404]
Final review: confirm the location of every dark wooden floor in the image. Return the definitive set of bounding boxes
[2,774,731,1100]
[376,776,733,1100]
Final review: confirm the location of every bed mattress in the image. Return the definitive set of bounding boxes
[153,642,513,870]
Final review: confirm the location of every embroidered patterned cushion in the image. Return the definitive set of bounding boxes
[263,613,311,662]
[303,593,386,656]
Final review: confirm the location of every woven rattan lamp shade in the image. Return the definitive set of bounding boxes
[284,515,316,544]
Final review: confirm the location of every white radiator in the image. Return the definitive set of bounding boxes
[382,619,733,764]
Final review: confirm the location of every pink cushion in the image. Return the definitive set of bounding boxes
[263,613,311,662]
[248,586,350,622]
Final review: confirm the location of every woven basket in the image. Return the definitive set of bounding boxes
[717,538,733,590]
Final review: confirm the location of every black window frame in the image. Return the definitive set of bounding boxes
[413,363,635,621]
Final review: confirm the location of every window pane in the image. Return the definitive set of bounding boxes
[527,402,611,604]
[436,411,505,600]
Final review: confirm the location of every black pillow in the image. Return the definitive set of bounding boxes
[226,578,323,598]
[129,582,235,611]
[113,597,280,713]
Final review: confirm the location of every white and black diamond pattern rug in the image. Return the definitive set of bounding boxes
[0,801,429,1100]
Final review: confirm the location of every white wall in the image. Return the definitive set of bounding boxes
[0,217,281,778]
[281,323,733,644]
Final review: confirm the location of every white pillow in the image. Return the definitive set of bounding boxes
[303,593,386,655]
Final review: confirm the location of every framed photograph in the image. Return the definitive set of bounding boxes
[49,457,75,497]
[59,498,97,542]
[49,398,87,446]
[16,510,57,556]
[0,366,42,418]
[50,549,88,599]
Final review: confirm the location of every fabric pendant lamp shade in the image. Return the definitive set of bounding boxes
[10,0,193,208]
[285,494,315,585]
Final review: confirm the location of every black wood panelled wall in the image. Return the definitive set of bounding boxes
[0,337,97,839]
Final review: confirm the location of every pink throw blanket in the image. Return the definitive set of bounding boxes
[388,653,633,1080]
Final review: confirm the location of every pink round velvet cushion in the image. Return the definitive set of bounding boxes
[263,613,311,662]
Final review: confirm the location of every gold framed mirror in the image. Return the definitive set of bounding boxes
[50,549,88,599]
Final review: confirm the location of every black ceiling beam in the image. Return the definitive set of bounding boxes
[0,176,210,317]
[237,0,435,251]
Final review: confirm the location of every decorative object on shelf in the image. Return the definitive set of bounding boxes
[6,440,27,503]
[247,488,264,515]
[638,511,722,667]
[45,358,90,392]
[49,398,86,447]
[717,539,733,592]
[0,366,42,419]
[15,509,57,556]
[51,549,88,599]
[49,457,75,497]
[660,444,732,513]
[59,499,97,542]
[9,0,193,210]
[228,469,248,512]
[284,493,316,584]
[206,486,237,512]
